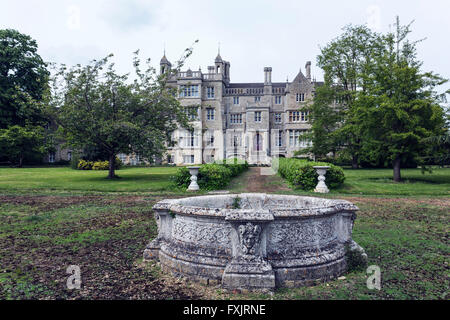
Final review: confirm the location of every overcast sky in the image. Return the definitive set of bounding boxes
[1,0,449,94]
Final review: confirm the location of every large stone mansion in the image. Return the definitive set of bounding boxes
[46,51,322,166]
[161,51,322,166]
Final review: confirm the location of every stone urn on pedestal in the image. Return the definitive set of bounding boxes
[187,166,200,191]
[313,166,330,193]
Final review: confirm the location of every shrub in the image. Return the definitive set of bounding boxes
[278,158,345,191]
[76,157,122,171]
[92,160,109,170]
[77,159,93,170]
[172,161,249,190]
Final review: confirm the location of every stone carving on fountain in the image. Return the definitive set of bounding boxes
[239,223,261,256]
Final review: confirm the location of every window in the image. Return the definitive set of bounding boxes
[275,96,282,104]
[289,130,310,147]
[206,108,215,120]
[232,135,241,147]
[206,132,214,147]
[230,113,242,124]
[233,96,239,105]
[205,154,214,163]
[254,96,261,103]
[183,155,195,164]
[185,107,199,120]
[118,154,127,163]
[67,151,72,161]
[130,155,140,166]
[207,87,215,99]
[167,155,174,164]
[48,152,55,163]
[184,130,198,147]
[254,111,262,122]
[289,111,300,122]
[275,113,282,123]
[301,111,309,122]
[180,85,199,97]
[296,93,305,102]
[276,131,283,147]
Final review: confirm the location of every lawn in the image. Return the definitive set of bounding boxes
[0,166,448,196]
[335,168,450,196]
[0,193,447,300]
[0,165,448,300]
[0,166,179,193]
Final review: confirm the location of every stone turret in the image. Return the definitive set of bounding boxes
[160,53,171,74]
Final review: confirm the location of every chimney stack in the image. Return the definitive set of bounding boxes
[305,61,311,80]
[264,67,272,85]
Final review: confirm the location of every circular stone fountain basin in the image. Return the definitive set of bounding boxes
[143,193,366,290]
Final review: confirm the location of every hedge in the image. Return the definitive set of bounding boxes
[278,158,345,190]
[172,160,249,190]
[76,158,122,170]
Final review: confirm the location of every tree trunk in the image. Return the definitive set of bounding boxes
[393,156,401,182]
[18,155,23,168]
[108,153,116,179]
[351,154,358,169]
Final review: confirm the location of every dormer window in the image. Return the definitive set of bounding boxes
[296,93,305,102]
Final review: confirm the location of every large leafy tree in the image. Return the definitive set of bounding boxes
[0,29,50,128]
[52,47,194,179]
[309,25,380,168]
[0,125,50,167]
[365,17,447,181]
[302,85,341,159]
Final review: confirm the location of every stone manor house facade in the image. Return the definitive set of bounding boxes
[161,51,322,166]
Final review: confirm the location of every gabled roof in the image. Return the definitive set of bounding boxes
[292,69,308,83]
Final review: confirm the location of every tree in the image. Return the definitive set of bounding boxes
[0,125,49,167]
[0,29,50,129]
[365,17,447,181]
[52,46,195,179]
[302,85,341,159]
[311,25,381,168]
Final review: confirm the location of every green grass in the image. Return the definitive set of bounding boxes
[0,165,448,299]
[0,194,447,299]
[334,168,450,196]
[0,166,448,196]
[0,166,179,193]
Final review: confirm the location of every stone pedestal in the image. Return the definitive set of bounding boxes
[143,207,171,260]
[313,166,330,193]
[187,166,200,191]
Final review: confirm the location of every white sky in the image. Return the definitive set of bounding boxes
[1,0,449,94]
